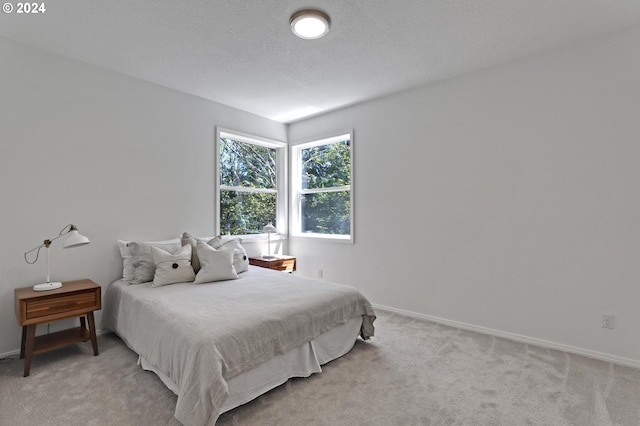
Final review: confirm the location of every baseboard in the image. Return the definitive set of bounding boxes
[374,304,640,369]
[0,328,108,360]
[0,349,20,359]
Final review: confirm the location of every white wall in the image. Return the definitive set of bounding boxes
[2,25,639,365]
[0,37,286,355]
[288,26,640,364]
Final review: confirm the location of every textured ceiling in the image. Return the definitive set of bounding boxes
[2,1,640,123]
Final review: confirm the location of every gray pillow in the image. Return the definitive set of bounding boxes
[129,238,182,284]
[180,232,215,273]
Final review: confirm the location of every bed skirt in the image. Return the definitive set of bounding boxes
[136,316,363,413]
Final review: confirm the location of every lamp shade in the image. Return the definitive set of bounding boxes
[263,223,277,234]
[63,229,90,248]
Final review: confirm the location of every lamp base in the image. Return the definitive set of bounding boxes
[33,282,62,292]
[262,255,277,259]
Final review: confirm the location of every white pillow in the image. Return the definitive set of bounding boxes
[128,238,182,284]
[194,240,238,283]
[118,240,134,281]
[208,236,249,274]
[151,245,195,287]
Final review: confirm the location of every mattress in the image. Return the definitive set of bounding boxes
[102,266,375,425]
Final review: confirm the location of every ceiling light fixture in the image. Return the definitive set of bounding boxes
[290,9,330,39]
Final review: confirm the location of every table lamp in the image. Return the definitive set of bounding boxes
[24,224,90,291]
[263,222,277,259]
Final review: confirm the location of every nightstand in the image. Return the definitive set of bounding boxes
[249,255,296,273]
[14,279,101,377]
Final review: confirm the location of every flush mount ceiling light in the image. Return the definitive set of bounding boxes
[290,9,330,39]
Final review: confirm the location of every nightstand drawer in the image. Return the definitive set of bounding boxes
[26,292,97,320]
[271,259,296,271]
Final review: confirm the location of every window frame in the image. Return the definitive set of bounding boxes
[290,130,354,243]
[215,127,287,241]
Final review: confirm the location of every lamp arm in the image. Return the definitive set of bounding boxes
[23,224,75,264]
[58,224,75,235]
[24,244,45,264]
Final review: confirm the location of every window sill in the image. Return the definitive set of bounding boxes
[222,234,287,243]
[290,234,353,244]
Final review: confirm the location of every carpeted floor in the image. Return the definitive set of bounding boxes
[1,310,639,425]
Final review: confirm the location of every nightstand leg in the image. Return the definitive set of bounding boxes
[23,324,37,377]
[87,312,99,356]
[20,326,27,359]
[80,316,86,330]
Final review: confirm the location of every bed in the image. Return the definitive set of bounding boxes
[103,265,376,425]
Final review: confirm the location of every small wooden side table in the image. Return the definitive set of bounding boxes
[14,279,101,377]
[249,255,297,273]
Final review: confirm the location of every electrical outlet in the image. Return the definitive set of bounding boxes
[602,314,615,329]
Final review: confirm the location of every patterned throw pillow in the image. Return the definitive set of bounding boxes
[151,244,196,287]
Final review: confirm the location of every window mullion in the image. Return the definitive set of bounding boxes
[300,185,350,195]
[221,185,278,194]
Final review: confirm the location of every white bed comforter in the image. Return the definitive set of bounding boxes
[103,266,375,425]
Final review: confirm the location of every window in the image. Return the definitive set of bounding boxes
[291,132,353,242]
[216,128,286,237]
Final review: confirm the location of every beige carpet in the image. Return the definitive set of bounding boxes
[1,310,639,425]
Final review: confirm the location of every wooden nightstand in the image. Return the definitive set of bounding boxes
[249,255,297,273]
[14,279,101,377]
